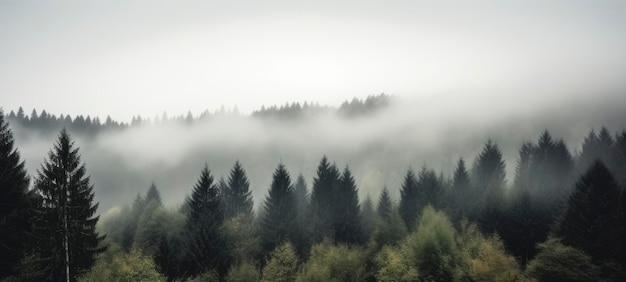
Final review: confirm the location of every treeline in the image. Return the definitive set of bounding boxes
[2,107,626,281]
[5,94,391,136]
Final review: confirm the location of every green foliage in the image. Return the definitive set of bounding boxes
[372,205,407,248]
[224,161,254,218]
[404,205,458,282]
[297,240,367,282]
[261,242,298,282]
[526,237,600,282]
[334,166,363,244]
[360,194,376,243]
[222,213,261,264]
[375,246,419,281]
[310,156,341,242]
[399,169,419,231]
[377,187,392,219]
[226,261,260,282]
[79,250,166,282]
[133,204,184,256]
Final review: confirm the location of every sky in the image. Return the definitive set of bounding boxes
[2,0,626,122]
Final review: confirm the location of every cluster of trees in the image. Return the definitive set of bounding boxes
[5,94,392,136]
[3,104,626,281]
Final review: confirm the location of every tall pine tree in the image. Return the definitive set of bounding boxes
[34,129,106,281]
[145,182,162,206]
[473,140,507,234]
[309,156,340,242]
[224,161,253,218]
[377,187,392,219]
[399,169,419,231]
[182,164,229,277]
[450,158,471,223]
[334,166,363,244]
[260,163,298,256]
[0,109,31,278]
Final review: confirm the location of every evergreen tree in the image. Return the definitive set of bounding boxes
[260,163,298,255]
[399,169,419,231]
[33,129,106,281]
[334,166,363,244]
[472,140,507,234]
[182,164,228,277]
[293,174,311,256]
[416,166,444,212]
[450,158,471,223]
[224,161,253,218]
[377,187,392,219]
[145,182,162,206]
[555,161,621,266]
[360,194,376,242]
[0,110,31,278]
[120,194,146,250]
[309,156,340,242]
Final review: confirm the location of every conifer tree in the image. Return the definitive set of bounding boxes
[145,182,162,206]
[260,163,298,255]
[0,110,31,278]
[120,194,146,250]
[182,164,229,277]
[293,174,311,255]
[450,158,471,223]
[224,161,253,218]
[555,161,621,265]
[377,187,392,219]
[399,169,419,231]
[34,129,106,281]
[472,140,507,234]
[416,166,443,211]
[360,194,376,242]
[309,156,340,242]
[334,166,363,244]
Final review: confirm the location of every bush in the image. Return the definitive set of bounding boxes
[79,250,165,282]
[526,237,599,282]
[374,246,418,281]
[227,261,260,282]
[261,242,298,282]
[297,240,367,282]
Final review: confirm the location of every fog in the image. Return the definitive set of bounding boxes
[9,90,626,212]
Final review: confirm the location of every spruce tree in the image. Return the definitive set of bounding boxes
[224,161,253,218]
[34,129,106,281]
[182,164,229,277]
[473,140,507,234]
[145,182,162,206]
[120,193,146,250]
[334,166,363,244]
[260,163,298,255]
[0,110,31,278]
[360,194,376,242]
[377,187,392,219]
[450,158,471,223]
[293,174,311,255]
[416,166,443,211]
[309,156,340,242]
[555,161,621,265]
[399,169,419,231]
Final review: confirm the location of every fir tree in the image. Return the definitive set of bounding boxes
[145,182,162,206]
[555,161,621,265]
[182,164,229,277]
[450,158,471,223]
[0,110,31,278]
[224,161,253,218]
[416,166,443,212]
[377,187,392,219]
[293,174,311,255]
[360,194,376,242]
[34,129,106,281]
[260,163,298,255]
[120,193,146,250]
[472,140,507,234]
[334,166,363,244]
[399,169,419,231]
[309,156,340,242]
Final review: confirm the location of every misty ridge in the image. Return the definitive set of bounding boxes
[5,92,626,212]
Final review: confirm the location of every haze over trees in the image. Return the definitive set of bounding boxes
[2,97,626,281]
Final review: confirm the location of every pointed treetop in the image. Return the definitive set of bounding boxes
[145,181,162,206]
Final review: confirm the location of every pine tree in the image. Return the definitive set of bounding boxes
[334,166,363,244]
[472,140,507,234]
[224,161,253,218]
[182,164,229,277]
[34,129,106,281]
[377,187,392,219]
[416,166,443,211]
[399,169,419,231]
[260,163,298,255]
[555,161,621,265]
[0,110,31,278]
[450,158,471,223]
[120,193,146,250]
[309,156,340,242]
[360,194,376,242]
[145,182,162,206]
[293,174,311,255]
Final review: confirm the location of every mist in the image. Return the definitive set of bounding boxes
[8,89,626,212]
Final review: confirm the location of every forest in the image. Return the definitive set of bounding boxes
[2,95,626,281]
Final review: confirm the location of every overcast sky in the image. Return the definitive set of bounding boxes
[2,0,626,122]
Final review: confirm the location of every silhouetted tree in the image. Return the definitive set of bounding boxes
[293,174,311,256]
[260,163,298,256]
[555,161,621,269]
[33,129,106,281]
[0,110,31,278]
[377,187,392,219]
[399,169,419,231]
[360,194,376,242]
[182,164,229,277]
[309,156,340,242]
[145,182,162,207]
[224,161,254,218]
[472,140,507,234]
[449,158,471,224]
[416,166,444,212]
[334,166,363,244]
